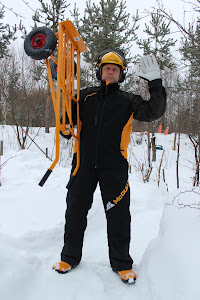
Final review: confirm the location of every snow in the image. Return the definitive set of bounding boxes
[0,125,200,300]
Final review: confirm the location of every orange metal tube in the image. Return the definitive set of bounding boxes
[72,50,81,177]
[48,23,64,171]
[39,20,87,186]
[45,58,57,110]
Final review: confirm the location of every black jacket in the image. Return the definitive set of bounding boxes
[63,79,166,168]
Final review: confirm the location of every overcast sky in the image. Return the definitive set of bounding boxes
[1,0,197,62]
[2,0,196,30]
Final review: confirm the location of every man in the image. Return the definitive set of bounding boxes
[53,49,166,283]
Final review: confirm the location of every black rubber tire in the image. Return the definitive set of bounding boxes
[50,62,58,80]
[24,27,57,60]
[50,61,77,81]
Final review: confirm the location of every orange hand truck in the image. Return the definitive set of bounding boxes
[24,20,87,186]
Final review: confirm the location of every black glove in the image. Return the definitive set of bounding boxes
[60,130,72,140]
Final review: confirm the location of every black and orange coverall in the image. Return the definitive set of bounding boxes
[61,79,166,271]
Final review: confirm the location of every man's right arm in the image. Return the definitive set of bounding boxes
[60,88,93,139]
[60,95,78,139]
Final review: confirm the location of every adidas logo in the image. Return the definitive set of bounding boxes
[106,201,115,211]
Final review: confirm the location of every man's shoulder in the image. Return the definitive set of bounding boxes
[79,86,99,100]
[81,86,100,94]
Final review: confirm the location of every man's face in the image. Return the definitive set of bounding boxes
[101,64,121,83]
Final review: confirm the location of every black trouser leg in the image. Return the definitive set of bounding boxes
[99,167,133,271]
[61,166,98,266]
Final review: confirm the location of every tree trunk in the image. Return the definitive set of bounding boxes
[151,135,156,162]
[45,85,51,133]
[176,133,180,189]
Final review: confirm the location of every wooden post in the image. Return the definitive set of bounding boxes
[0,141,3,156]
[158,150,165,187]
[0,141,3,186]
[176,133,180,189]
[163,168,169,192]
[45,85,51,133]
[151,135,156,162]
[147,132,151,167]
[173,132,177,151]
[46,148,48,158]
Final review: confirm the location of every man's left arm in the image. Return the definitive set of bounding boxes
[131,55,166,122]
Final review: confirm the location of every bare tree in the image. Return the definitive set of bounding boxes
[189,135,200,186]
[0,48,53,149]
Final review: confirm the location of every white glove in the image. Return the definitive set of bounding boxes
[137,55,161,81]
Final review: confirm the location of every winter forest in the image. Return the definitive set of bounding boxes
[1,0,199,184]
[0,0,199,134]
[0,0,200,299]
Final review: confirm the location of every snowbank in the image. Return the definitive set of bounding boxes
[0,126,200,299]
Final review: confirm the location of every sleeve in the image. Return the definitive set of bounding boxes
[60,88,89,139]
[60,95,78,139]
[130,79,166,122]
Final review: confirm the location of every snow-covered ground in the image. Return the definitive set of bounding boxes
[0,125,200,300]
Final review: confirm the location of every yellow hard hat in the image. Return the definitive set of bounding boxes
[98,52,126,71]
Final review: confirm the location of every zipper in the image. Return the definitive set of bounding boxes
[94,85,109,168]
[95,100,100,126]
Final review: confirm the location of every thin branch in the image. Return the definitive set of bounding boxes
[0,153,22,169]
[21,0,36,13]
[166,189,200,210]
[0,1,25,18]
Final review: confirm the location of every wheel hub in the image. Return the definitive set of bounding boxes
[31,34,46,49]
